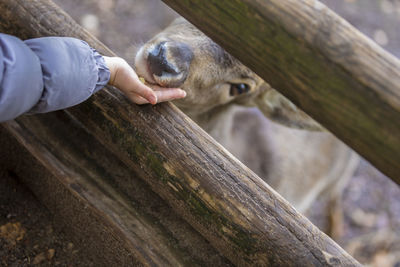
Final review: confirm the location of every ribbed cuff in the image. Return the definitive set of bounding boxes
[91,47,110,93]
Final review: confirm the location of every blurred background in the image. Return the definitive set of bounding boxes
[1,0,399,266]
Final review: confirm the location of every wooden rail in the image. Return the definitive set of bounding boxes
[0,0,361,265]
[0,118,231,266]
[162,0,400,183]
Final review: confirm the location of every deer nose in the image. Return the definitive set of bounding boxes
[148,42,177,76]
[147,41,193,78]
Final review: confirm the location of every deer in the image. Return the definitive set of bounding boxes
[134,17,360,238]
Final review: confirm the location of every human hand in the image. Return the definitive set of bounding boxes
[103,56,186,105]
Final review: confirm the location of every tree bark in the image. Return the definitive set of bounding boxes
[0,0,360,265]
[0,117,231,266]
[161,0,400,184]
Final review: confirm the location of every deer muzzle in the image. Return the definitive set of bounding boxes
[136,41,193,88]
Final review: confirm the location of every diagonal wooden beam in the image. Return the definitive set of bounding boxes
[0,0,360,265]
[1,113,233,266]
[161,0,400,183]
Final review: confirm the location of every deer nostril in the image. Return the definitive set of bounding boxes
[148,42,180,76]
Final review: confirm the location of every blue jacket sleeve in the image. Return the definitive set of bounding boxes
[0,34,110,122]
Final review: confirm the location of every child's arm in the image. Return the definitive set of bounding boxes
[0,33,46,122]
[0,34,186,122]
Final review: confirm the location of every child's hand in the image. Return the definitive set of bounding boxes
[103,56,186,105]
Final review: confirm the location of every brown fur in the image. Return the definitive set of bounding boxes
[135,18,360,237]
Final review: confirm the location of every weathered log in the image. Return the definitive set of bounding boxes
[0,117,231,266]
[0,0,360,265]
[161,0,400,184]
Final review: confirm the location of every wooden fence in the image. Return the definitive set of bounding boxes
[1,0,398,265]
[162,0,400,184]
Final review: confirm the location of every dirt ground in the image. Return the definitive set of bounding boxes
[1,0,399,266]
[0,170,95,266]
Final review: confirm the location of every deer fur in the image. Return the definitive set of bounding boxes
[135,18,360,236]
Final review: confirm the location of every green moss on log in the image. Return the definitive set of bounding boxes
[162,0,400,183]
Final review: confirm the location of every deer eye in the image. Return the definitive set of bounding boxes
[229,83,250,96]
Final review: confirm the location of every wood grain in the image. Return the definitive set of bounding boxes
[1,115,232,266]
[161,0,400,183]
[0,0,360,265]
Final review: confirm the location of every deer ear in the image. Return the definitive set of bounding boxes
[255,87,325,131]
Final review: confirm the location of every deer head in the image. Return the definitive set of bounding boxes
[135,18,322,131]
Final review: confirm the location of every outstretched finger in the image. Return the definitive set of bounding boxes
[154,88,187,103]
[124,92,150,105]
[125,88,186,105]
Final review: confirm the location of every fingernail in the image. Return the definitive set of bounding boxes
[152,95,158,104]
[181,90,187,97]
